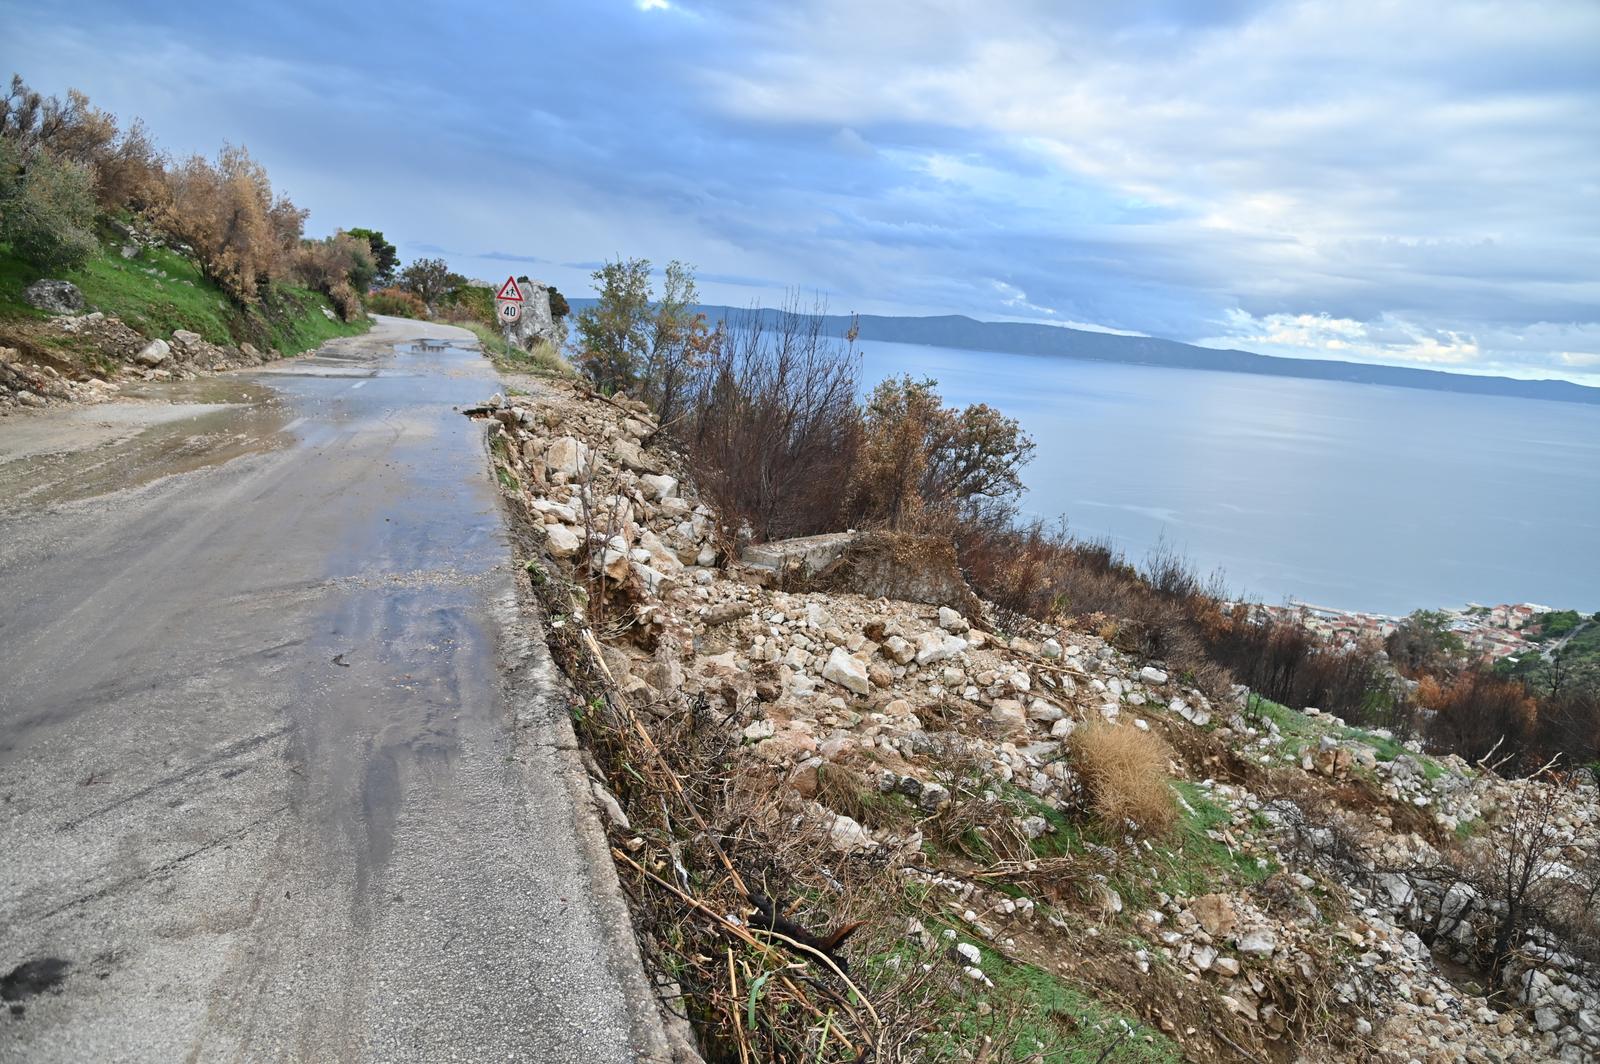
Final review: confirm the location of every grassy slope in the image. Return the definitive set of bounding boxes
[0,239,368,360]
[455,319,573,377]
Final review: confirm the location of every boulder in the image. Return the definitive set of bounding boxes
[546,436,589,476]
[1139,666,1169,685]
[882,634,916,665]
[545,523,582,558]
[640,473,678,501]
[1190,894,1239,937]
[822,647,871,695]
[23,279,84,314]
[133,339,171,367]
[503,279,558,350]
[1235,928,1277,957]
[915,631,968,666]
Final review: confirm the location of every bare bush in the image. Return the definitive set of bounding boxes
[1425,672,1538,768]
[845,375,1033,532]
[679,301,862,541]
[291,232,373,321]
[1068,720,1177,835]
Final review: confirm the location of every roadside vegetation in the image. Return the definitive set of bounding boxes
[563,255,1600,781]
[0,73,372,367]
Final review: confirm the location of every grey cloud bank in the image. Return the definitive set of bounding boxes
[3,0,1596,382]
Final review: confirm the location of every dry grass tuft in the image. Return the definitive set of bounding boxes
[1069,720,1178,835]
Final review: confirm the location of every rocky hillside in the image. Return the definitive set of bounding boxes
[475,381,1600,1064]
[0,223,368,413]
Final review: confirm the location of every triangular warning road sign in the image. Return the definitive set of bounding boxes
[496,276,524,302]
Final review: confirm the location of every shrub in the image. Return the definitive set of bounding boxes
[1425,671,1538,767]
[1068,720,1177,835]
[367,286,426,318]
[158,144,305,304]
[397,256,463,309]
[439,282,494,327]
[292,232,373,321]
[0,134,97,271]
[345,227,397,287]
[572,256,652,393]
[678,302,862,541]
[847,375,1033,531]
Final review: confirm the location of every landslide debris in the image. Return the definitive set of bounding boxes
[474,381,1600,1064]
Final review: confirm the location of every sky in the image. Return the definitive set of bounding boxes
[4,0,1599,383]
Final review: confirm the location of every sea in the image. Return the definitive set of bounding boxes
[856,339,1600,617]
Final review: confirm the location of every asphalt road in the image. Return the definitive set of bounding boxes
[0,317,667,1062]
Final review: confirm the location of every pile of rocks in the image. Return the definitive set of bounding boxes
[0,348,121,411]
[477,382,1599,1063]
[2,303,283,414]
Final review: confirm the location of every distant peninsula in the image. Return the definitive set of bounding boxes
[570,299,1600,406]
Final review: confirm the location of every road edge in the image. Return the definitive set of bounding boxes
[473,391,691,1064]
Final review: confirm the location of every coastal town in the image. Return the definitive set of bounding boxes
[1241,599,1579,663]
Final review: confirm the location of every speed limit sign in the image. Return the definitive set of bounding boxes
[498,301,521,324]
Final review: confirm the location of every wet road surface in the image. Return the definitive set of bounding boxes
[0,318,663,1062]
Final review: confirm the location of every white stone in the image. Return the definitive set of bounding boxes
[1236,929,1277,956]
[822,647,871,695]
[882,635,916,665]
[915,631,968,665]
[1139,666,1168,685]
[545,524,582,557]
[955,942,982,965]
[640,473,678,500]
[743,719,775,741]
[938,607,969,632]
[828,813,874,852]
[133,339,170,367]
[546,436,589,476]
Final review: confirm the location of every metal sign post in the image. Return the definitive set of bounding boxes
[495,276,524,349]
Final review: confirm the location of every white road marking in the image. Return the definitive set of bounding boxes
[352,380,368,389]
[283,416,308,432]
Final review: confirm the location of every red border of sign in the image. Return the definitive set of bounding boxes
[496,276,524,302]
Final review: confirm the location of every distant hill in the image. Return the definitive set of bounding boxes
[567,299,1600,406]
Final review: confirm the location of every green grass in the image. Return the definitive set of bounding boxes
[999,782,1271,910]
[1,238,368,359]
[459,319,573,376]
[869,927,1181,1063]
[1245,693,1446,778]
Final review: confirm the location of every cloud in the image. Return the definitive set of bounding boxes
[479,251,553,264]
[5,0,1597,381]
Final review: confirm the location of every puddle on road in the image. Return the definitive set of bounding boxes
[0,380,294,511]
[1,957,70,1015]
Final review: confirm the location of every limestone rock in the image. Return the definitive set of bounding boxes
[23,279,84,314]
[133,339,170,367]
[1139,665,1169,685]
[1191,894,1239,937]
[915,631,968,666]
[546,436,589,476]
[823,647,871,695]
[545,523,582,558]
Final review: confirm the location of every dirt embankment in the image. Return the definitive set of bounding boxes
[474,380,1600,1064]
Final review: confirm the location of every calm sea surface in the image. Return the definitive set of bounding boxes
[857,340,1600,616]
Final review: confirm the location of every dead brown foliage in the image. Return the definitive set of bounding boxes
[1068,720,1178,835]
[158,144,305,305]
